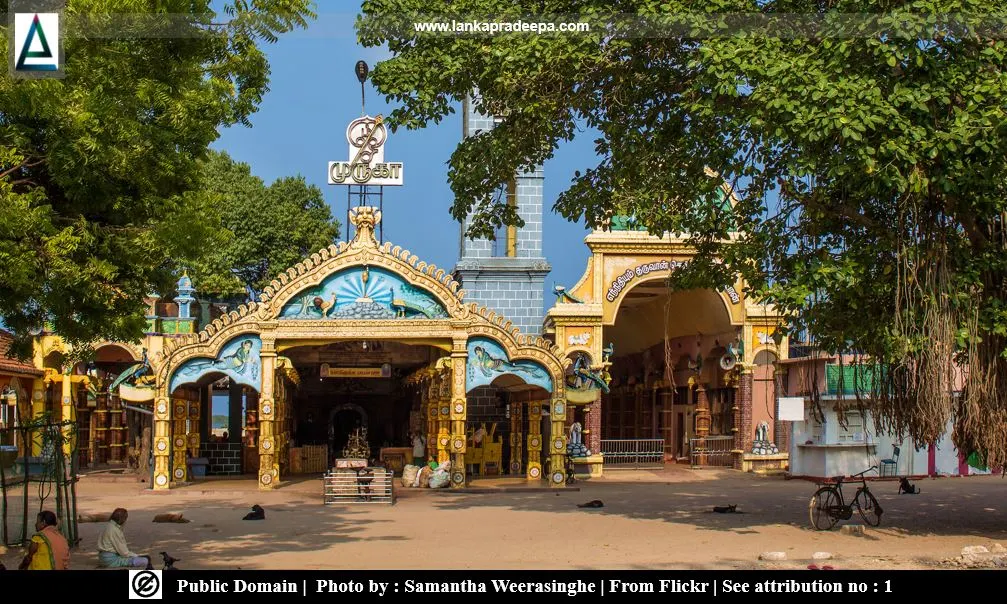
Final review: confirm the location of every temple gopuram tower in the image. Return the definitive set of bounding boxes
[451,95,551,336]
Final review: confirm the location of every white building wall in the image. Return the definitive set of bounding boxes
[789,399,970,478]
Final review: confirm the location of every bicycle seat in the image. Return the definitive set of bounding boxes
[829,475,845,483]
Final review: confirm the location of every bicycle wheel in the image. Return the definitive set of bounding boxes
[855,489,883,526]
[809,486,840,530]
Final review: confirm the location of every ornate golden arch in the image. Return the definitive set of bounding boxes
[150,206,571,490]
[155,206,569,388]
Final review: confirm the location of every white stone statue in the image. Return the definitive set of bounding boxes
[755,421,769,443]
[411,433,425,458]
[569,421,583,445]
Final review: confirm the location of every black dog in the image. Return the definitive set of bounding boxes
[161,552,180,570]
[242,504,265,520]
[577,499,604,508]
[898,477,920,494]
[713,504,739,513]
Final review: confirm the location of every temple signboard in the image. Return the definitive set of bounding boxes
[320,364,392,379]
[604,258,742,305]
[327,115,404,186]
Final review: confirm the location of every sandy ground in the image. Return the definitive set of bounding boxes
[2,466,1004,570]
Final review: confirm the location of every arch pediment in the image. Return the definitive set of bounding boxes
[276,262,450,321]
[154,207,570,395]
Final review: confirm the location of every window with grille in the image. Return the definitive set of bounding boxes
[837,411,865,443]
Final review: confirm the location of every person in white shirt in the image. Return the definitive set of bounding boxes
[96,508,151,569]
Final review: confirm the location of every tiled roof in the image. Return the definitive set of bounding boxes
[0,330,43,377]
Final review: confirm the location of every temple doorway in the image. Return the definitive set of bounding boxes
[329,403,368,458]
[285,340,440,467]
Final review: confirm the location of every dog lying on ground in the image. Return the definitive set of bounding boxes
[898,477,920,494]
[242,504,265,520]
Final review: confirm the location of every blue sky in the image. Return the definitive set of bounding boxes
[211,7,599,311]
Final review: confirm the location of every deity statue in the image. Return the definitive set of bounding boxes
[755,421,769,443]
[569,421,583,446]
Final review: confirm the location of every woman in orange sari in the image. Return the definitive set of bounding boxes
[19,511,70,570]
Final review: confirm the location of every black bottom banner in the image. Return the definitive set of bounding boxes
[6,569,999,600]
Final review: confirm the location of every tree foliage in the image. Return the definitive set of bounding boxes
[0,0,315,358]
[187,150,340,296]
[360,0,1007,468]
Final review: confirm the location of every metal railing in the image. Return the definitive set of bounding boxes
[600,439,665,469]
[689,436,735,468]
[323,467,395,504]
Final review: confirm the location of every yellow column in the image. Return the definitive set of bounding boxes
[425,379,439,465]
[526,402,543,481]
[422,383,434,465]
[30,380,44,456]
[549,397,568,487]
[509,398,523,475]
[171,397,188,483]
[187,399,200,458]
[448,342,468,488]
[437,371,452,465]
[152,396,171,490]
[258,349,277,490]
[60,371,73,456]
[274,376,288,476]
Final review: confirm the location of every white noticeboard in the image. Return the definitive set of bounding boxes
[777,397,805,421]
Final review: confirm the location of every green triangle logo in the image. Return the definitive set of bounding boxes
[16,14,57,71]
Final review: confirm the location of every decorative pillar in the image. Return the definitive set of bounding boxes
[548,396,567,487]
[423,381,435,465]
[585,391,602,455]
[187,399,201,458]
[773,366,789,454]
[738,365,754,468]
[60,370,73,455]
[152,396,171,490]
[695,385,710,465]
[448,342,468,488]
[274,373,289,475]
[171,397,188,483]
[526,402,543,481]
[258,349,277,490]
[508,398,523,474]
[434,375,450,464]
[731,373,742,470]
[29,381,44,456]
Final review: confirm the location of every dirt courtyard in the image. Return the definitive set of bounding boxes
[2,467,1004,570]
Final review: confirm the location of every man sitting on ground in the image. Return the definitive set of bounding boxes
[97,508,151,569]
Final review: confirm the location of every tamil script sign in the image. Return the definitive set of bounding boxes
[320,364,392,378]
[327,115,404,186]
[605,259,742,304]
[606,260,688,302]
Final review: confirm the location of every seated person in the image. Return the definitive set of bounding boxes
[97,508,151,569]
[19,511,70,570]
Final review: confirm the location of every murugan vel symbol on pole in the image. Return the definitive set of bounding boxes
[328,115,404,186]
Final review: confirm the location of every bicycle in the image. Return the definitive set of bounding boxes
[808,465,883,530]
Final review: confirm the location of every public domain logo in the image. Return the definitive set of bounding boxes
[8,1,64,79]
[129,570,163,600]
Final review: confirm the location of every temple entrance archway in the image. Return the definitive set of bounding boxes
[153,206,569,490]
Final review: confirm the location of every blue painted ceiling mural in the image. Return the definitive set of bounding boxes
[170,335,262,393]
[466,336,552,392]
[279,266,449,320]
